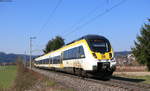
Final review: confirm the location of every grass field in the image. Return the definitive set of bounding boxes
[113,72,150,84]
[132,75,150,84]
[0,66,17,88]
[0,63,74,91]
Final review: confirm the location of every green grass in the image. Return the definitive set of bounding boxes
[0,66,17,88]
[114,74,150,84]
[0,63,74,91]
[127,75,150,84]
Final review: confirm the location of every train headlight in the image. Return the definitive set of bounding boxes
[109,53,112,58]
[92,53,97,58]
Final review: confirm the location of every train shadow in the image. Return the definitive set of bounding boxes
[35,67,145,83]
[110,76,145,83]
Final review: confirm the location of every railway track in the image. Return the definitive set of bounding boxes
[88,77,150,91]
[32,68,150,91]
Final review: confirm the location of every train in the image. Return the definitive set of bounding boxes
[34,35,116,79]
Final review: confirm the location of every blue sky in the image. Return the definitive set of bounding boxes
[0,0,150,55]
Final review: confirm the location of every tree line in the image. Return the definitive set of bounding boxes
[43,36,65,54]
[132,19,150,71]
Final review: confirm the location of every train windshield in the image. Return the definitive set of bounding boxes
[88,39,111,53]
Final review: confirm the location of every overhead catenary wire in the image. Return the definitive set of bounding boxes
[33,0,126,55]
[63,0,127,37]
[61,0,105,36]
[32,0,63,54]
[37,0,63,35]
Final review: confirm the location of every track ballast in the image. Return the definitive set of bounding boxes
[32,68,150,91]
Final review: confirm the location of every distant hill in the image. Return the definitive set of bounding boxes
[114,51,131,57]
[0,52,37,63]
[0,51,131,63]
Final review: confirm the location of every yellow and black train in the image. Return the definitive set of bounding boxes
[34,35,116,79]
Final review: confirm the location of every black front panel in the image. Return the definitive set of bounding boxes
[87,39,111,53]
[84,35,111,54]
[97,62,110,71]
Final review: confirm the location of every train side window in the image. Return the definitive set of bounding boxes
[55,56,58,64]
[63,52,65,60]
[45,59,47,64]
[68,50,70,59]
[41,60,43,64]
[43,60,45,64]
[42,60,44,64]
[70,47,74,59]
[70,48,74,59]
[60,53,63,63]
[65,51,68,60]
[63,51,66,60]
[46,59,48,64]
[79,46,85,58]
[64,51,67,60]
[44,59,45,64]
[43,59,45,64]
[63,46,85,60]
[63,50,69,60]
[44,59,46,64]
[51,57,54,64]
[50,58,52,64]
[75,47,79,59]
[49,58,51,64]
[57,56,60,64]
[52,56,61,64]
[53,57,56,64]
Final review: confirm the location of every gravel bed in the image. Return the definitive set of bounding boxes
[32,68,127,91]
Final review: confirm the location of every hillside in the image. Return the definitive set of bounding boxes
[115,51,131,57]
[0,51,131,63]
[0,52,34,63]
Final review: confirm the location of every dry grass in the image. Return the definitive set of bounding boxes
[0,59,74,91]
[116,66,148,72]
[10,60,37,91]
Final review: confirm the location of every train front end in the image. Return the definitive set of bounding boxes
[85,35,116,77]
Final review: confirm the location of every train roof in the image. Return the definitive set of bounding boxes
[66,34,107,45]
[79,34,107,40]
[36,35,108,60]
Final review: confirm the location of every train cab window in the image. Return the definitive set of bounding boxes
[88,39,111,53]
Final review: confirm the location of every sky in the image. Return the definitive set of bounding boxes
[0,0,150,55]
